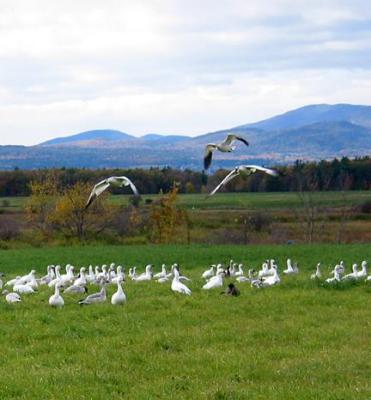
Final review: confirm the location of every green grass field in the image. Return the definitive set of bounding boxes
[1,190,369,211]
[0,244,370,399]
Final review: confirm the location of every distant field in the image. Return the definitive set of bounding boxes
[0,244,370,399]
[2,191,368,211]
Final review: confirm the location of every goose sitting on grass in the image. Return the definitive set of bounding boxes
[49,284,64,308]
[79,285,107,305]
[203,271,224,290]
[283,259,299,275]
[5,292,21,304]
[342,264,358,281]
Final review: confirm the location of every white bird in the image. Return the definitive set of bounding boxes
[111,266,125,284]
[208,165,278,196]
[13,283,35,294]
[203,272,224,290]
[171,268,192,295]
[326,266,342,284]
[5,292,21,303]
[342,264,358,281]
[85,176,139,209]
[49,284,64,308]
[261,267,280,287]
[283,259,299,275]
[64,284,88,294]
[38,265,55,285]
[356,261,367,279]
[204,134,249,170]
[132,265,153,282]
[156,276,170,283]
[311,263,322,280]
[79,286,107,305]
[111,280,127,305]
[234,264,244,277]
[258,262,271,278]
[0,273,4,289]
[202,265,215,279]
[73,267,87,287]
[154,264,167,279]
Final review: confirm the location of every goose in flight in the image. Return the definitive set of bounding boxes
[85,176,139,209]
[204,134,249,170]
[208,165,278,196]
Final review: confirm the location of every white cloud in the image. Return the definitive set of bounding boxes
[0,0,371,145]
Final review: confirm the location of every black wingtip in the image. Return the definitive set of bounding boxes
[204,152,212,170]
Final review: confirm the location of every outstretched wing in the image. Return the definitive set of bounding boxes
[208,167,241,197]
[204,144,217,170]
[240,165,278,177]
[85,179,110,209]
[114,176,140,196]
[223,134,249,147]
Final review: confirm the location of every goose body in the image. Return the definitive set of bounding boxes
[203,272,224,290]
[5,292,21,303]
[311,263,321,280]
[111,281,127,305]
[204,134,249,170]
[79,286,106,305]
[13,283,35,294]
[342,264,358,281]
[171,268,192,295]
[49,284,64,308]
[86,176,139,209]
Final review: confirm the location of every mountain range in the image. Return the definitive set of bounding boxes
[1,103,370,170]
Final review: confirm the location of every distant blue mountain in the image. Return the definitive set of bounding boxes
[140,134,190,143]
[1,104,370,170]
[241,103,371,131]
[40,129,135,145]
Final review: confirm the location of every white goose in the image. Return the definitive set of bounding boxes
[234,264,244,277]
[356,261,367,280]
[111,280,127,305]
[49,284,64,308]
[132,265,153,282]
[326,266,342,284]
[203,271,224,290]
[202,265,215,279]
[111,266,125,284]
[342,264,358,281]
[79,285,107,305]
[171,268,192,295]
[13,283,35,294]
[311,263,322,280]
[154,264,167,279]
[283,259,298,275]
[74,267,87,287]
[5,292,21,303]
[208,165,278,196]
[85,176,139,209]
[204,134,249,170]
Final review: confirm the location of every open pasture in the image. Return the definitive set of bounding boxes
[0,244,370,399]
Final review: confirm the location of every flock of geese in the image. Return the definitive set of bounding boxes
[84,134,278,208]
[0,259,368,307]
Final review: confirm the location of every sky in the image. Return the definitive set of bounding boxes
[1,0,371,145]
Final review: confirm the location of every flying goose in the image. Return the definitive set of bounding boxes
[85,176,139,209]
[208,165,278,196]
[204,134,249,170]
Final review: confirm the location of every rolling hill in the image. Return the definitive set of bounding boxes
[0,104,370,170]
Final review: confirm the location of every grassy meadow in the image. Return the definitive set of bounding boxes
[0,244,370,399]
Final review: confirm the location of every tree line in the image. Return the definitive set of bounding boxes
[0,156,369,197]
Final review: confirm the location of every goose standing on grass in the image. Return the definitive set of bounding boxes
[208,165,278,196]
[85,176,139,209]
[311,263,322,280]
[49,284,64,308]
[283,259,299,275]
[79,285,107,305]
[356,261,367,280]
[111,280,127,305]
[171,267,192,296]
[204,134,249,170]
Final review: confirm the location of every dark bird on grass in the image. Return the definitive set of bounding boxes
[208,165,278,197]
[221,283,240,296]
[85,176,139,209]
[204,134,249,170]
